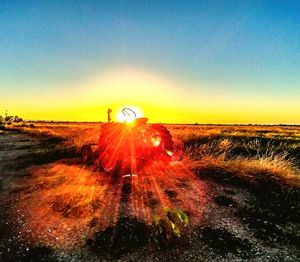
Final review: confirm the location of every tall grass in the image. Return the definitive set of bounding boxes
[226,154,299,187]
[185,137,300,188]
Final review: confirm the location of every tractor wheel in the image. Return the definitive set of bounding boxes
[150,124,174,154]
[98,123,126,174]
[81,144,93,163]
[99,156,114,172]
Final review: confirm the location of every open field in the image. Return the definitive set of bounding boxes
[0,122,299,261]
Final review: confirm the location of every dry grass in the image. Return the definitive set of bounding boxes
[226,155,300,187]
[187,137,300,226]
[186,138,300,188]
[13,122,100,147]
[9,122,300,188]
[170,123,300,188]
[167,124,300,142]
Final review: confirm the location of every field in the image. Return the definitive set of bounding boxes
[0,122,299,261]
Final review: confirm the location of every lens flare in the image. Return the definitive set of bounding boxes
[151,134,162,147]
[12,159,207,249]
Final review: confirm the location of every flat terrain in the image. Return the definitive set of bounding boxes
[0,123,299,261]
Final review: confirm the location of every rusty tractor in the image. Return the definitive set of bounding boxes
[81,108,174,174]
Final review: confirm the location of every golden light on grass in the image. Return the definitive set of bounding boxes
[7,121,300,252]
[12,159,207,249]
[226,155,300,187]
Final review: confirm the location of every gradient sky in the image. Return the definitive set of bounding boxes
[1,0,299,124]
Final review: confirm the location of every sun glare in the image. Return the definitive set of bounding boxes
[116,106,143,123]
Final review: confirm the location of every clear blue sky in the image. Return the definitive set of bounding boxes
[1,0,299,123]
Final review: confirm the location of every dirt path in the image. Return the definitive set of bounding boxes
[0,131,42,187]
[0,131,71,261]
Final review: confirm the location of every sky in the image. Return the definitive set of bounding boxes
[0,0,299,124]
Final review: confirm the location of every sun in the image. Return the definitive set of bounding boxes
[116,106,143,123]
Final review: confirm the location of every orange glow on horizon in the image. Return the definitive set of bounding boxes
[2,66,300,124]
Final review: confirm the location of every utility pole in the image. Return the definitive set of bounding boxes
[5,110,8,118]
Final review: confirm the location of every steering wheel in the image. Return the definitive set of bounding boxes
[122,108,137,119]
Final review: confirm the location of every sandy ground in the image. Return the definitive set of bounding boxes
[0,130,299,261]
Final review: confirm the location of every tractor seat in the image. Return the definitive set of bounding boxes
[134,117,148,126]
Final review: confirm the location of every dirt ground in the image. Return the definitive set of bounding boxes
[0,129,299,261]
